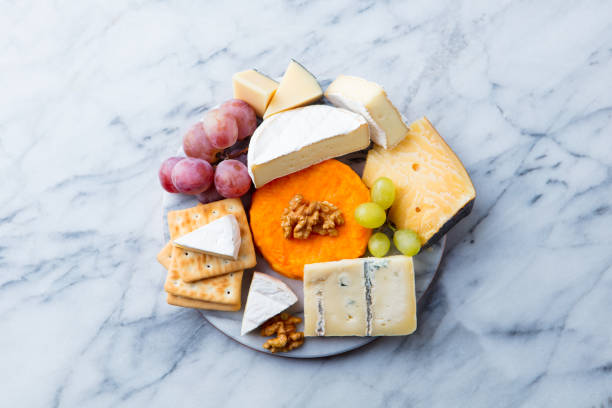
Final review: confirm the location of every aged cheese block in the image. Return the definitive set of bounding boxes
[232,69,279,117]
[303,256,416,337]
[325,75,409,148]
[248,105,370,188]
[363,117,475,246]
[263,60,322,119]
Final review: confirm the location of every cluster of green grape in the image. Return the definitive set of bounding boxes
[354,177,421,258]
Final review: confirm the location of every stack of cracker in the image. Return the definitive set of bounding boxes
[157,198,257,311]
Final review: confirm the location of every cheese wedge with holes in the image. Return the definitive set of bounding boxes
[363,117,476,246]
[233,70,279,117]
[303,256,416,337]
[248,105,370,187]
[325,75,409,149]
[263,60,322,119]
[173,214,241,260]
[241,272,298,335]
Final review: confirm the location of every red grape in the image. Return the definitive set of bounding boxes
[202,109,238,149]
[196,185,224,204]
[159,156,183,193]
[171,158,214,194]
[219,99,257,140]
[183,122,220,163]
[214,159,251,198]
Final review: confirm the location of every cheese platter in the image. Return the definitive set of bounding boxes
[157,61,475,358]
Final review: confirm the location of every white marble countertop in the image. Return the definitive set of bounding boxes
[2,1,611,407]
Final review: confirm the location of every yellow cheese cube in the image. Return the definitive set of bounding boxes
[232,69,279,117]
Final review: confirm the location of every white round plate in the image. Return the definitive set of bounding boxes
[161,148,445,358]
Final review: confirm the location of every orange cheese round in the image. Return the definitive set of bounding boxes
[250,159,371,280]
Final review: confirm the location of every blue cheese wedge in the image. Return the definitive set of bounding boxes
[173,214,241,260]
[241,272,298,335]
[247,105,370,187]
[303,256,416,336]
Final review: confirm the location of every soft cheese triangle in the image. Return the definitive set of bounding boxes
[325,75,409,149]
[173,214,241,260]
[241,272,298,335]
[248,105,370,188]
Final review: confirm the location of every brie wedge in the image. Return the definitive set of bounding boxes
[241,272,298,335]
[325,75,409,149]
[247,105,370,187]
[263,60,322,119]
[173,214,241,260]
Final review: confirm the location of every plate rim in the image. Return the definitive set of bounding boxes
[198,235,447,359]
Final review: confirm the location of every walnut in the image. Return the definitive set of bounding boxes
[260,312,305,353]
[281,194,344,239]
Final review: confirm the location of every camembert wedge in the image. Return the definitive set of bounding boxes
[303,256,416,337]
[173,214,241,260]
[363,117,476,246]
[232,69,279,117]
[241,272,298,335]
[325,75,409,149]
[247,105,370,188]
[263,60,322,119]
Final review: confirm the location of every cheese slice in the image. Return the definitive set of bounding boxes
[325,75,409,149]
[362,117,476,246]
[173,214,241,260]
[232,69,279,117]
[241,272,298,335]
[247,105,370,187]
[303,256,416,337]
[263,60,322,119]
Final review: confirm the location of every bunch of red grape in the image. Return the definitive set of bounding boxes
[159,99,257,203]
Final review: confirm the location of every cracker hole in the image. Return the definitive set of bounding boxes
[184,252,189,256]
[412,163,420,171]
[229,273,234,277]
[193,214,200,219]
[206,264,212,269]
[415,207,421,213]
[226,289,231,295]
[212,210,218,215]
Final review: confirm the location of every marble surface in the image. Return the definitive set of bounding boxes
[1,0,611,406]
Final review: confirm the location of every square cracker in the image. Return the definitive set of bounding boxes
[167,198,256,282]
[158,242,243,307]
[166,294,240,312]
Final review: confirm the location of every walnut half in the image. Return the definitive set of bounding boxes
[261,312,305,353]
[281,194,344,239]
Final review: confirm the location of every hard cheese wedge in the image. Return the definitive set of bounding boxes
[247,105,370,188]
[173,214,241,260]
[232,69,279,117]
[362,117,476,246]
[263,60,322,119]
[325,75,409,149]
[241,272,298,335]
[303,256,416,337]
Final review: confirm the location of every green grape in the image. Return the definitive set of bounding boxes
[393,229,421,256]
[368,232,391,257]
[370,177,396,209]
[354,202,386,229]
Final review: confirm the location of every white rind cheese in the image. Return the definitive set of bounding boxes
[247,105,370,187]
[173,214,241,260]
[324,75,409,149]
[241,272,298,335]
[303,256,416,337]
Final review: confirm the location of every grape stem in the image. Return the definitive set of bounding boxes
[219,146,249,161]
